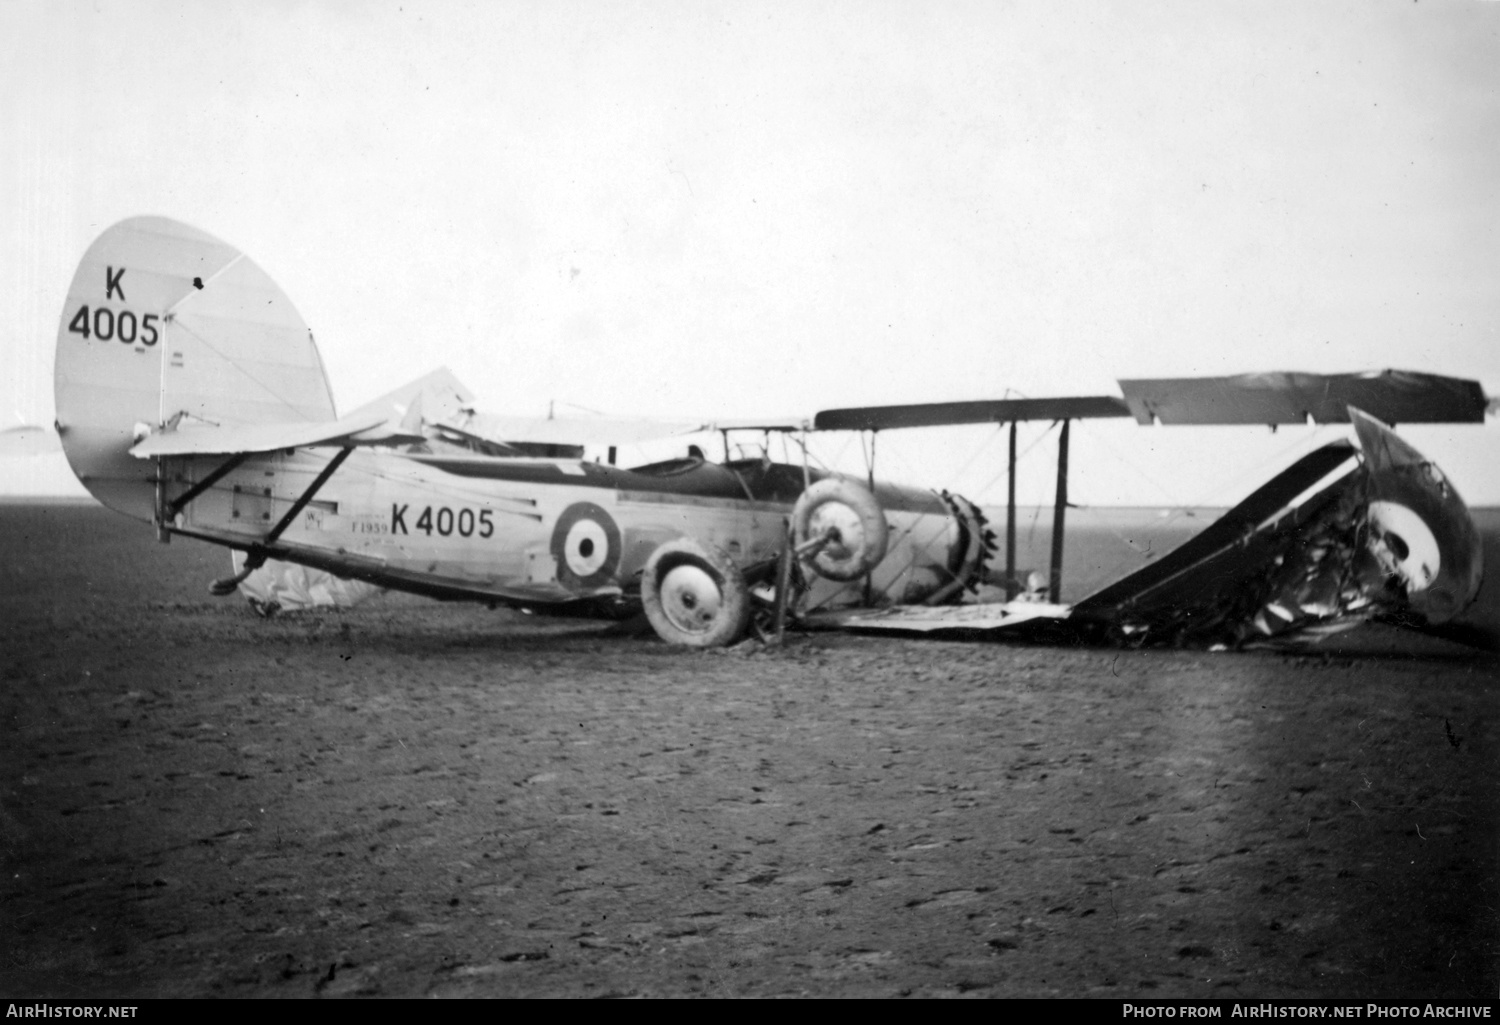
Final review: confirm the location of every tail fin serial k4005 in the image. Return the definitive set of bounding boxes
[54,216,339,524]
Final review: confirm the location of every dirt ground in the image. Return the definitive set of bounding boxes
[1,503,1496,999]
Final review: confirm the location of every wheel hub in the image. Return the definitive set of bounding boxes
[807,503,864,563]
[658,564,723,634]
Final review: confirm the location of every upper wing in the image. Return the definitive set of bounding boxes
[1118,370,1488,425]
[810,370,1488,431]
[814,396,1129,431]
[698,416,813,433]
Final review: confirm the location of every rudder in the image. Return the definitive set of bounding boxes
[54,217,337,521]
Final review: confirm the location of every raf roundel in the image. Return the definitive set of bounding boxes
[549,502,622,589]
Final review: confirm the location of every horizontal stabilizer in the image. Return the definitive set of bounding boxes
[0,425,62,457]
[132,367,483,457]
[1118,370,1487,426]
[129,407,420,457]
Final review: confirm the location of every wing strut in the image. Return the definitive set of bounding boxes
[1049,419,1070,604]
[865,430,878,606]
[995,418,1068,601]
[1006,421,1017,598]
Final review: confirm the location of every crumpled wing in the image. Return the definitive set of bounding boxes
[1072,442,1361,620]
[1069,442,1370,644]
[1071,411,1485,646]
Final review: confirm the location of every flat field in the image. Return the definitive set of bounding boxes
[0,503,1495,998]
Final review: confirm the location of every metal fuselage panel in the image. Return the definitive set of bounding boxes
[163,450,977,610]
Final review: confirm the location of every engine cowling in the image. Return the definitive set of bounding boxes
[898,490,995,605]
[1352,408,1482,625]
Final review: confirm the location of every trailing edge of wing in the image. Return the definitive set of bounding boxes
[129,408,420,457]
[1118,370,1487,426]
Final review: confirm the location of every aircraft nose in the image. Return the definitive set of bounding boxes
[1369,501,1440,592]
[1350,407,1483,625]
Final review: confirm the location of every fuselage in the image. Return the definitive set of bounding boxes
[159,448,990,611]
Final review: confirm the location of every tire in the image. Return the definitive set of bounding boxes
[641,538,752,647]
[791,478,889,582]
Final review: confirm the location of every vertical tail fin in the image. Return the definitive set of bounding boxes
[54,217,336,521]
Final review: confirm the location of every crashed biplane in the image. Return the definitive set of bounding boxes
[54,217,1494,651]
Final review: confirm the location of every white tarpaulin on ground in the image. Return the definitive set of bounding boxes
[231,551,382,612]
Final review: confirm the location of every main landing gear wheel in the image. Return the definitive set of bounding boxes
[641,538,752,647]
[791,478,889,582]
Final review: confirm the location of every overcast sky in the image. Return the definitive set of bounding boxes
[5,0,1498,505]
